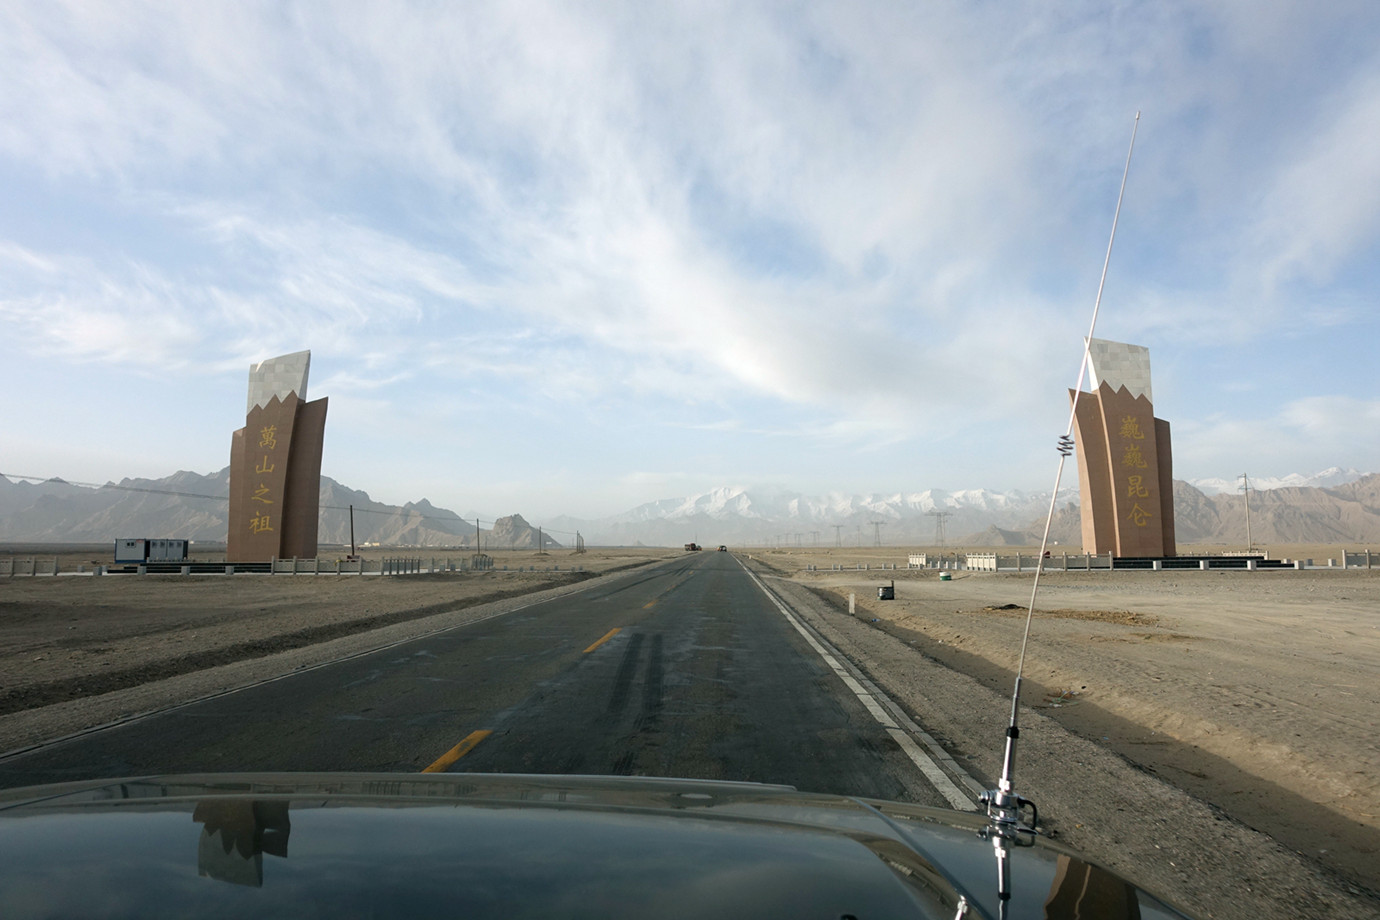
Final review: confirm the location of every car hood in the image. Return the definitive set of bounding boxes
[0,772,1192,919]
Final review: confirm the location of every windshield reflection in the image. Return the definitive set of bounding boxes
[192,800,290,887]
[1045,854,1140,920]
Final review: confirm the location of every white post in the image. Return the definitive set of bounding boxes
[849,593,856,614]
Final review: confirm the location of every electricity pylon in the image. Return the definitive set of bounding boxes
[927,510,953,548]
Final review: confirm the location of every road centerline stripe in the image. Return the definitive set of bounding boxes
[422,729,492,773]
[584,627,622,653]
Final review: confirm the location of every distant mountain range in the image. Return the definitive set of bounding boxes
[2,467,1376,548]
[0,470,555,550]
[1187,466,1366,495]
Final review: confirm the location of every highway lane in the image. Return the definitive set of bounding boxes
[0,553,958,805]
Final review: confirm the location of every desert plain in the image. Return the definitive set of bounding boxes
[755,545,1379,890]
[1,542,1377,915]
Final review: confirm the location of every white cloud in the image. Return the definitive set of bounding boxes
[1175,397,1380,480]
[1249,68,1380,290]
[1,2,1377,512]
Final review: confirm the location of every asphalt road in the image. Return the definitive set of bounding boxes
[0,553,950,804]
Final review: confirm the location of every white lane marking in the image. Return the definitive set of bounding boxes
[739,561,977,811]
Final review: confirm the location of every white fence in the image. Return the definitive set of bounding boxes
[904,552,1113,572]
[1,555,585,577]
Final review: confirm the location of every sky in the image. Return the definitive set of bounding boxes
[2,1,1378,520]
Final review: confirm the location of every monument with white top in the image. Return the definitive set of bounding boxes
[226,350,329,563]
[1070,338,1176,557]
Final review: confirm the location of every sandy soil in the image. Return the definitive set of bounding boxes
[748,547,1379,896]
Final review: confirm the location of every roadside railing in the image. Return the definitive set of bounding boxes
[1,555,587,576]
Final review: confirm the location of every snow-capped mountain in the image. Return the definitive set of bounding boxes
[574,485,1078,546]
[7,467,1378,547]
[1188,467,1369,496]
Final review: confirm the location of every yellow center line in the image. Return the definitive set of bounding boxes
[422,729,493,774]
[583,627,622,653]
[642,600,657,609]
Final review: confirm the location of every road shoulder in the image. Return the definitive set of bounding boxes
[753,566,1379,920]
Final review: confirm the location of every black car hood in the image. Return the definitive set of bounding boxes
[0,772,1192,919]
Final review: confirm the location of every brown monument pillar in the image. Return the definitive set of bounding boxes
[1070,339,1175,558]
[227,351,328,563]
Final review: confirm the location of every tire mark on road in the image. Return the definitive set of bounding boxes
[606,632,645,719]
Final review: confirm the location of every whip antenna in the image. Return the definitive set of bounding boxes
[979,111,1141,914]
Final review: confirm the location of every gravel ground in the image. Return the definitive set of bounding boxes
[745,557,1379,920]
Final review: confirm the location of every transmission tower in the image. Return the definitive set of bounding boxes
[810,531,820,546]
[927,510,953,548]
[872,521,885,546]
[833,524,843,548]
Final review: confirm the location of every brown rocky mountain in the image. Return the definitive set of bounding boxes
[486,514,561,550]
[0,470,558,549]
[3,470,1375,548]
[969,474,1380,546]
